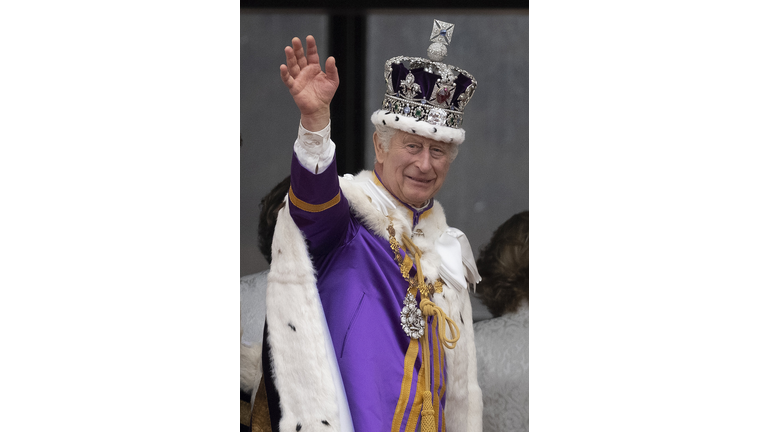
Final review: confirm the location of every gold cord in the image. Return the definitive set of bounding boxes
[387,219,461,431]
[419,298,460,350]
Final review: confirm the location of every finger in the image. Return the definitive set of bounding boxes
[305,35,319,65]
[325,56,339,85]
[279,64,295,88]
[284,46,300,78]
[292,37,307,69]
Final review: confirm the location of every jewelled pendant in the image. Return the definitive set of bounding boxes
[400,292,425,339]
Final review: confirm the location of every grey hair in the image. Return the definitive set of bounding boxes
[374,123,399,153]
[446,141,460,162]
[374,123,459,162]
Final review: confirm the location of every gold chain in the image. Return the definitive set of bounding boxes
[387,222,444,298]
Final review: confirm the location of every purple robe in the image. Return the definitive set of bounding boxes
[287,153,447,432]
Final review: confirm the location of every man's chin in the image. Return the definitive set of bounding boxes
[402,191,433,207]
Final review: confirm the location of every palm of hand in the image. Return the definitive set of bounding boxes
[280,36,340,122]
[289,64,338,115]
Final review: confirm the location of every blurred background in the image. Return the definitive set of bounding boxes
[241,5,529,312]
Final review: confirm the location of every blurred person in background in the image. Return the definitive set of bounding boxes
[473,210,529,432]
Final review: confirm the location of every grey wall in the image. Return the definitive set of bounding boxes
[241,11,528,278]
[241,13,328,277]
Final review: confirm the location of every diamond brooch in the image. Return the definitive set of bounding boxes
[400,292,425,339]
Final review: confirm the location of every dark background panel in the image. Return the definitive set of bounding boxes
[240,13,329,276]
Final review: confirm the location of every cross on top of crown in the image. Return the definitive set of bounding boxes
[430,20,454,46]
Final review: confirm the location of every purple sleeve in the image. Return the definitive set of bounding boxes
[289,152,350,256]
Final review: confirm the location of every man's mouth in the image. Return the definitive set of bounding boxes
[406,175,433,184]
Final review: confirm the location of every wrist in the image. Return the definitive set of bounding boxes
[300,109,330,132]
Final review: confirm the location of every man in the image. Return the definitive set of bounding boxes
[263,22,482,432]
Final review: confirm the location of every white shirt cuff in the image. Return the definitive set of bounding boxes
[293,120,335,174]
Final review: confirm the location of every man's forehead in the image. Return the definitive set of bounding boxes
[398,131,449,148]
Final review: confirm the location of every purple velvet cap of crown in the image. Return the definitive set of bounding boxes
[450,73,473,108]
[391,64,438,102]
[390,63,473,111]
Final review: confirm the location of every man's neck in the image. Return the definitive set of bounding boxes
[372,169,433,228]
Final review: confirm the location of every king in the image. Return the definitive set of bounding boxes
[261,20,483,432]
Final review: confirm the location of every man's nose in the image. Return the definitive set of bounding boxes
[414,149,431,172]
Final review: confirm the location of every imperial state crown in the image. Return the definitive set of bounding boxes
[370,19,478,145]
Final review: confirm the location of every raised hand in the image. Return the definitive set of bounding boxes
[280,35,339,132]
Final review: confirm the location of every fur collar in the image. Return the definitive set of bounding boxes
[340,170,448,284]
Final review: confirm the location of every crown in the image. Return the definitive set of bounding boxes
[372,20,477,144]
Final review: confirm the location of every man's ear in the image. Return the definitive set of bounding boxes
[373,132,385,164]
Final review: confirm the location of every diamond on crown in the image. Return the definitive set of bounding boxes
[427,108,447,126]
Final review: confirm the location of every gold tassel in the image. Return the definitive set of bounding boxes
[419,333,438,432]
[420,390,437,432]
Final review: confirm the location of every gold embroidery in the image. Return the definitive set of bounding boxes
[431,321,440,410]
[433,279,443,294]
[390,339,421,432]
[288,186,340,213]
[400,255,413,279]
[418,280,431,299]
[250,376,272,431]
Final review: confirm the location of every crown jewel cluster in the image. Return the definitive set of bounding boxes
[380,20,477,129]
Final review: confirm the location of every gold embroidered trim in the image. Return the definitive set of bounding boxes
[390,339,420,432]
[404,368,426,432]
[250,376,272,431]
[288,186,340,213]
[431,321,440,411]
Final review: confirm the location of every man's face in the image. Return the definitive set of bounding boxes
[374,130,453,208]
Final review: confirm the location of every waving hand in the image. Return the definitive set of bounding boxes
[280,35,339,132]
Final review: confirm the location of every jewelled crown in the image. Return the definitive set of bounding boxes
[371,19,478,145]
